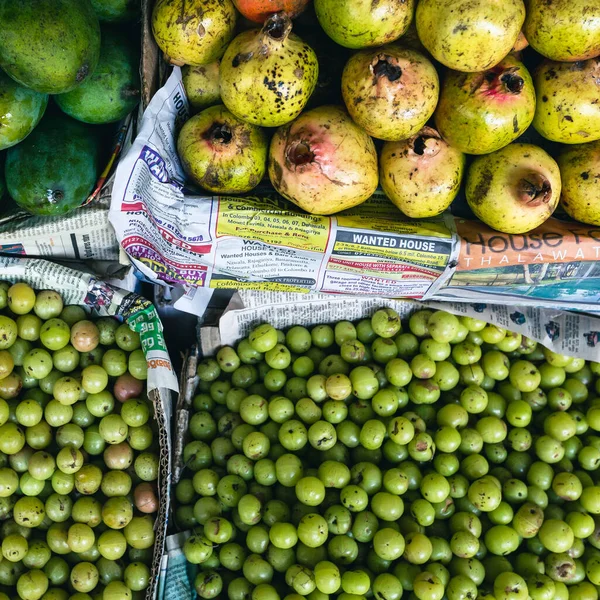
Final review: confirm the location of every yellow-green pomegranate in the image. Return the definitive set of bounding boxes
[314,0,415,49]
[341,46,438,141]
[380,127,465,219]
[268,105,378,215]
[152,0,236,66]
[557,141,600,226]
[182,62,221,113]
[466,143,561,234]
[533,58,600,144]
[416,0,525,72]
[177,105,268,194]
[220,13,318,127]
[434,56,536,155]
[525,0,600,62]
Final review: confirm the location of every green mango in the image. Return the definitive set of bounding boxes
[91,0,140,22]
[5,112,99,216]
[0,70,48,150]
[0,0,101,94]
[55,28,140,125]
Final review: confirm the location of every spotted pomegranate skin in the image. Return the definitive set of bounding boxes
[341,45,439,141]
[380,127,465,218]
[268,105,378,215]
[435,56,536,155]
[466,143,561,234]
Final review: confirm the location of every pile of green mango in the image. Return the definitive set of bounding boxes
[0,0,141,216]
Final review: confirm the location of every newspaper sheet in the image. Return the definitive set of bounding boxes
[0,256,178,393]
[0,204,119,261]
[436,218,600,311]
[111,68,600,313]
[210,291,600,363]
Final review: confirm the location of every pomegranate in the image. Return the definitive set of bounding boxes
[232,0,311,22]
[533,58,600,144]
[152,0,237,66]
[181,61,221,113]
[219,13,318,127]
[341,46,439,141]
[512,30,529,54]
[314,0,414,49]
[177,105,268,194]
[525,0,600,62]
[434,56,536,155]
[380,127,465,219]
[466,143,561,234]
[416,0,525,72]
[268,105,378,215]
[557,141,600,226]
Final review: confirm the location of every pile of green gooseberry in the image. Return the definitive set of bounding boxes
[0,283,160,600]
[176,307,600,600]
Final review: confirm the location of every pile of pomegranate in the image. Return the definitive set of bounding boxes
[152,0,600,234]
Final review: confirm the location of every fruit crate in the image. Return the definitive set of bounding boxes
[160,290,600,595]
[115,5,600,313]
[0,256,179,600]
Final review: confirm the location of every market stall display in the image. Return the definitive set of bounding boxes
[110,0,600,311]
[165,292,600,599]
[0,257,177,600]
[145,0,600,230]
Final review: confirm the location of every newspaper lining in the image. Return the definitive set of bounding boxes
[0,256,178,393]
[212,291,600,363]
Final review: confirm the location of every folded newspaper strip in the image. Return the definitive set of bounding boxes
[0,256,178,393]
[211,290,600,365]
[111,68,600,312]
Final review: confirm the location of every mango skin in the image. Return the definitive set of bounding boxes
[525,0,600,62]
[5,113,99,216]
[0,0,101,94]
[558,141,600,226]
[533,58,600,144]
[466,143,561,234]
[0,71,48,151]
[416,0,525,72]
[91,0,140,22]
[152,0,236,66]
[55,29,140,125]
[314,0,414,49]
